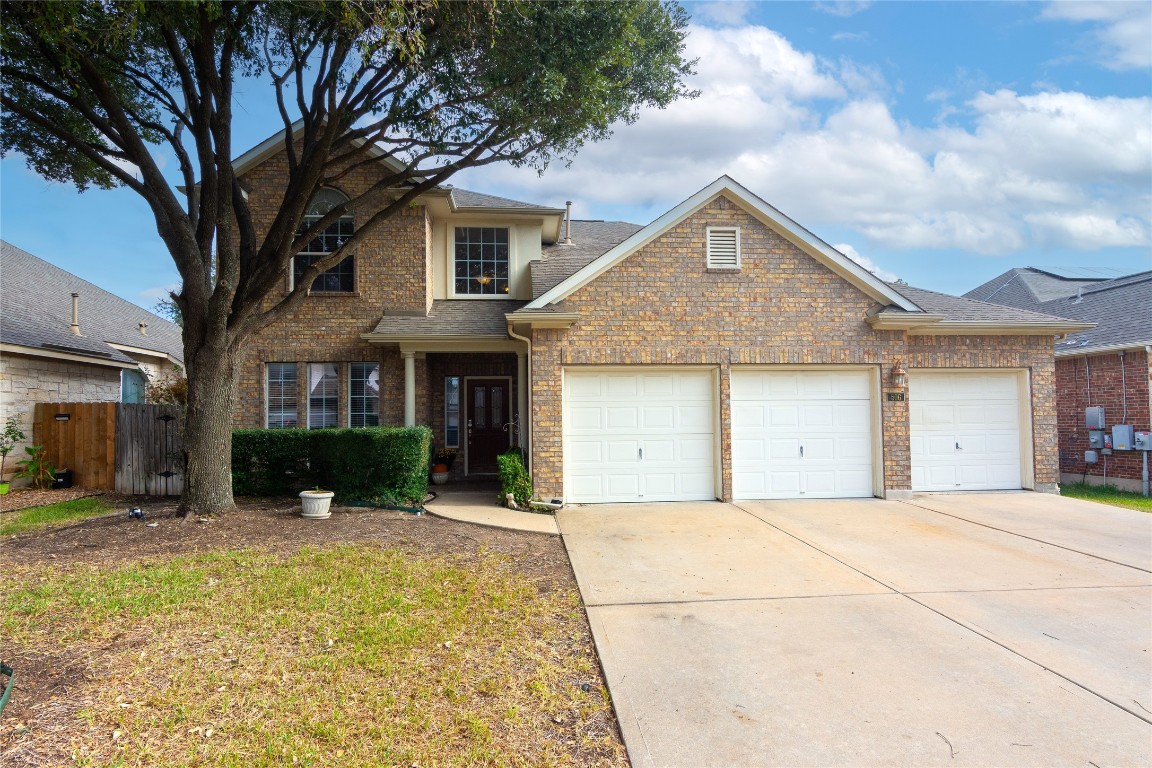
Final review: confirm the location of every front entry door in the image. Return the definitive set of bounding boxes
[467,379,510,474]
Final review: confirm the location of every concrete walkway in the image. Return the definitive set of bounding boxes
[424,490,559,534]
[558,495,1152,767]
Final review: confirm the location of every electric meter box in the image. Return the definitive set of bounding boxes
[1112,425,1134,451]
[1135,431,1151,451]
[1085,406,1105,430]
[1088,431,1105,449]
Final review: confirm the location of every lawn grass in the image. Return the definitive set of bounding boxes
[0,497,113,535]
[1061,482,1152,512]
[2,544,624,766]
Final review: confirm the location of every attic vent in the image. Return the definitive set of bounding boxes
[707,227,740,269]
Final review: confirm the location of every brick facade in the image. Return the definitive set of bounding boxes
[528,195,1058,500]
[1055,349,1151,491]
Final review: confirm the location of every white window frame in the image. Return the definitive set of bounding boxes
[306,362,339,429]
[291,188,356,293]
[348,362,381,428]
[706,226,741,269]
[265,362,299,429]
[444,375,461,447]
[449,225,513,298]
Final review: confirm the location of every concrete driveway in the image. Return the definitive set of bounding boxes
[557,493,1152,767]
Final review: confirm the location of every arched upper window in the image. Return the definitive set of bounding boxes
[294,188,355,293]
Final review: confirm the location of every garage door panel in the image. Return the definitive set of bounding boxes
[910,371,1024,492]
[732,370,875,500]
[564,370,716,503]
[641,405,675,429]
[678,404,713,431]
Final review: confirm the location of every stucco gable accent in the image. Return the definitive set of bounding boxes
[524,176,922,312]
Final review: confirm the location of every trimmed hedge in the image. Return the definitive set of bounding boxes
[497,449,533,508]
[232,426,431,505]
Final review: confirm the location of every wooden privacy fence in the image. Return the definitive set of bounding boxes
[34,402,185,496]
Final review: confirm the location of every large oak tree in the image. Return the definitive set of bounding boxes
[1,0,694,515]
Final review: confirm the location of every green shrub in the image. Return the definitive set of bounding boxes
[497,450,533,508]
[232,427,431,505]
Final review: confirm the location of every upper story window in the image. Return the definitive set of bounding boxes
[706,226,741,269]
[454,227,509,295]
[295,188,355,293]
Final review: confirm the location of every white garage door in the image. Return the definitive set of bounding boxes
[564,370,715,503]
[731,369,875,499]
[910,371,1024,492]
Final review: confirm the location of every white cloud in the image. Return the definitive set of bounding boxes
[813,1,871,18]
[834,243,899,281]
[139,283,179,302]
[457,23,1151,260]
[1042,1,1152,70]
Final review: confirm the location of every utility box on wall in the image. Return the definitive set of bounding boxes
[1088,431,1105,449]
[1112,425,1134,451]
[1084,450,1098,464]
[1135,431,1151,451]
[1085,406,1105,430]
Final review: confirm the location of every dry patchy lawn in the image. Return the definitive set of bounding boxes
[0,496,628,767]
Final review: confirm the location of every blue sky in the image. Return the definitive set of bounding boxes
[1,0,1149,309]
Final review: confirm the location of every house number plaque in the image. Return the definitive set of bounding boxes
[886,391,906,402]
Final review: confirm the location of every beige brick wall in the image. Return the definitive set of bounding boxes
[233,150,430,428]
[529,195,1058,499]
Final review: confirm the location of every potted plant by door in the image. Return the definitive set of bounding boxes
[299,488,335,519]
[0,416,25,495]
[430,464,450,485]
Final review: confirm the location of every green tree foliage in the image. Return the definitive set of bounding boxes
[0,1,694,516]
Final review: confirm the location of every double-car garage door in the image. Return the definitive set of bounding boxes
[563,367,1026,503]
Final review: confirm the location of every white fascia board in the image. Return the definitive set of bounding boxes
[525,175,922,312]
[106,343,183,367]
[0,343,138,369]
[1055,339,1152,358]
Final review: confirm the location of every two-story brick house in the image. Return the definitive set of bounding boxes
[233,129,1092,503]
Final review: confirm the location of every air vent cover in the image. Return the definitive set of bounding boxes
[707,226,740,268]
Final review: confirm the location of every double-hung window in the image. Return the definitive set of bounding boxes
[295,188,355,292]
[307,363,339,428]
[349,363,381,427]
[266,363,298,429]
[454,227,509,295]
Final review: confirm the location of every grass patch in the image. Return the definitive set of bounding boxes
[1062,482,1152,512]
[2,544,624,766]
[0,497,112,535]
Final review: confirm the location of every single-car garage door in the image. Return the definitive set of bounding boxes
[910,371,1025,491]
[564,369,716,503]
[731,369,875,499]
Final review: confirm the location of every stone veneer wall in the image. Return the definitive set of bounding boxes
[1055,349,1151,489]
[528,195,1059,500]
[0,353,123,480]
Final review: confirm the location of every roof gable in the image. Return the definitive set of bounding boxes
[525,176,921,312]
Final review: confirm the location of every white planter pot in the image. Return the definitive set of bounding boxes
[431,471,449,486]
[299,490,334,519]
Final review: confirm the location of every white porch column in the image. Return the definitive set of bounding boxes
[402,351,416,427]
[516,351,529,451]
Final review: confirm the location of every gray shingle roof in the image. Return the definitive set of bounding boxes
[449,188,560,211]
[0,240,184,365]
[888,284,1085,325]
[532,220,645,298]
[962,268,1152,353]
[964,268,1108,305]
[369,300,527,337]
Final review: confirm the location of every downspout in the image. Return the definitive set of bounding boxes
[507,320,533,477]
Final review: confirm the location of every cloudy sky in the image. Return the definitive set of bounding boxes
[1,0,1149,307]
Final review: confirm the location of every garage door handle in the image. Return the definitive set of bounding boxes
[799,445,804,458]
[638,447,643,460]
[956,442,962,451]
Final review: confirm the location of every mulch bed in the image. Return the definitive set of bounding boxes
[0,486,103,513]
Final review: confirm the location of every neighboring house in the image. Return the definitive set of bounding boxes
[0,240,185,480]
[965,268,1151,492]
[232,127,1093,503]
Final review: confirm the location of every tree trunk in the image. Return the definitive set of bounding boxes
[178,341,239,517]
